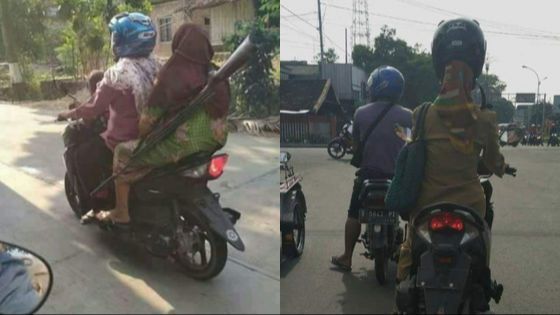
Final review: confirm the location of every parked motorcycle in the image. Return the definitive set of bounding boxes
[396,167,515,314]
[327,122,353,159]
[280,151,307,260]
[548,133,559,147]
[357,179,403,285]
[0,240,53,314]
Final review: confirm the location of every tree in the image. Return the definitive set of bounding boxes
[314,48,338,64]
[352,26,438,109]
[223,0,279,117]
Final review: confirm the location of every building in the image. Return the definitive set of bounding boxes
[279,61,367,116]
[280,79,344,145]
[150,0,255,59]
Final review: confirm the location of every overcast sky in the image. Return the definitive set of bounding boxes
[281,0,560,102]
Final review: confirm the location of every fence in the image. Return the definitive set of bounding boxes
[281,113,337,145]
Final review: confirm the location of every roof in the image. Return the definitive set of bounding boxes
[280,61,319,79]
[280,79,341,114]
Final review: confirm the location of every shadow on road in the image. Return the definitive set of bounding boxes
[337,265,397,314]
[0,181,160,314]
[280,256,302,278]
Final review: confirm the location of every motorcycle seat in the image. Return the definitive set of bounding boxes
[358,179,391,207]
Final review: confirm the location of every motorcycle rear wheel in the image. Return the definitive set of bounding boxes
[174,212,228,280]
[327,139,347,159]
[282,195,306,258]
[375,248,389,285]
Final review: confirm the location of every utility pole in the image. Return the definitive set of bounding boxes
[317,0,325,76]
[345,28,348,64]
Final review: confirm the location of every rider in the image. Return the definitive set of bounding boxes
[331,65,412,271]
[395,18,516,309]
[94,23,231,225]
[57,12,160,223]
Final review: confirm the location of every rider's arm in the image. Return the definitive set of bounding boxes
[352,112,360,147]
[481,111,506,177]
[67,83,116,120]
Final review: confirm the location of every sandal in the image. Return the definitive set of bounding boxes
[330,256,352,272]
[80,210,97,225]
[96,211,131,231]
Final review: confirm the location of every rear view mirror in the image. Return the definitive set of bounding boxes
[0,241,53,314]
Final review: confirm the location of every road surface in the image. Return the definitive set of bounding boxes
[0,103,280,314]
[281,146,560,314]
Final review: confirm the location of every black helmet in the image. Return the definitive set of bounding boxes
[431,18,486,81]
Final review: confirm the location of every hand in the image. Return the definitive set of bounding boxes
[138,115,154,139]
[505,165,517,177]
[56,111,71,121]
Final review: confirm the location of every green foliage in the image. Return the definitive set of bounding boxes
[255,0,279,27]
[314,48,338,64]
[223,17,279,117]
[352,26,438,109]
[54,0,153,78]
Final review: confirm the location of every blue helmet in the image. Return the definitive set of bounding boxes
[366,65,405,103]
[109,12,156,58]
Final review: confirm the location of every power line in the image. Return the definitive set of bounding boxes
[280,4,318,31]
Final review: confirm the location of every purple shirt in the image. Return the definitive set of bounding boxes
[353,101,413,176]
[68,83,139,150]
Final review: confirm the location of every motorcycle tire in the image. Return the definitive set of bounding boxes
[374,248,389,285]
[327,139,347,160]
[64,172,86,218]
[174,211,228,280]
[282,194,306,258]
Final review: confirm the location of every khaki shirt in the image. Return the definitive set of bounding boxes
[412,105,506,217]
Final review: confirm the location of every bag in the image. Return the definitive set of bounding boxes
[350,104,393,168]
[385,102,431,220]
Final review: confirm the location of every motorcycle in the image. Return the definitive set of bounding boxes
[0,240,53,314]
[61,119,245,280]
[548,133,559,147]
[396,167,515,314]
[357,179,404,285]
[280,151,307,260]
[327,122,353,159]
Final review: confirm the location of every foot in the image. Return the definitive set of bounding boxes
[80,210,97,225]
[96,209,130,224]
[330,255,352,271]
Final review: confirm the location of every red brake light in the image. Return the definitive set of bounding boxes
[208,155,228,179]
[429,212,464,232]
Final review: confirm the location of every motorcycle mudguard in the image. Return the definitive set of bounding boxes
[182,186,245,252]
[416,251,471,314]
[371,225,388,249]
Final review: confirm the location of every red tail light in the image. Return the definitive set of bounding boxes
[429,212,464,232]
[208,155,228,179]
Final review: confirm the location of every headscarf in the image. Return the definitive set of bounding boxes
[102,56,160,112]
[433,60,480,154]
[145,23,230,119]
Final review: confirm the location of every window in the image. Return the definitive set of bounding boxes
[204,17,211,26]
[158,16,172,42]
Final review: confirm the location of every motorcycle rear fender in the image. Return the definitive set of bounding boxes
[181,186,245,252]
[370,224,388,249]
[416,250,471,314]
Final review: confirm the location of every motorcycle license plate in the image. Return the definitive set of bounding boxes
[359,208,398,224]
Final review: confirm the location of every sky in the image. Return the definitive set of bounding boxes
[281,0,560,103]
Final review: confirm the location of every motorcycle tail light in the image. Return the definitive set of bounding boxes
[429,212,464,232]
[208,154,228,179]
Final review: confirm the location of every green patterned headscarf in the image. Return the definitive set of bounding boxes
[433,60,480,154]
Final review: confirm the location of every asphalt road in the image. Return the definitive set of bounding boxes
[280,146,560,314]
[0,103,280,314]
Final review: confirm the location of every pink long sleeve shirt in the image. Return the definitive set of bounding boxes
[68,83,139,150]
